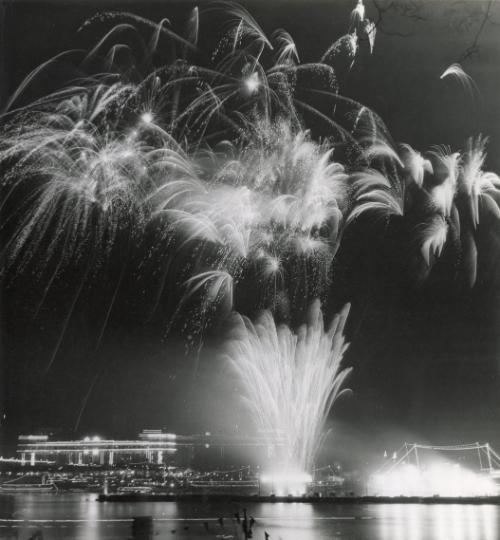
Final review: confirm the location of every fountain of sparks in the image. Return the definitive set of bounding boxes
[226,301,352,495]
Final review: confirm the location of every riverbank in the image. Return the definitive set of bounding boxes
[98,493,500,504]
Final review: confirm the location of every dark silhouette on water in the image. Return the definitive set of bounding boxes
[27,532,44,540]
[131,516,153,540]
[99,493,500,505]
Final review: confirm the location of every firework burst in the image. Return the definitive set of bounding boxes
[226,300,352,484]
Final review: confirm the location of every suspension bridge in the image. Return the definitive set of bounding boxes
[370,442,500,497]
[380,442,500,477]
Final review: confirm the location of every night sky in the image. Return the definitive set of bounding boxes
[1,0,500,469]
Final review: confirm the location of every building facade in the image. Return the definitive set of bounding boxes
[16,430,283,470]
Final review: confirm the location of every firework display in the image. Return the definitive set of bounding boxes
[1,0,499,489]
[226,301,351,494]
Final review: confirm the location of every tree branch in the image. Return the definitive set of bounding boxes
[457,0,494,63]
[370,0,427,38]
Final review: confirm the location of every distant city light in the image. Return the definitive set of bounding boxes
[140,430,177,440]
[260,470,312,496]
[18,435,48,442]
[370,463,498,497]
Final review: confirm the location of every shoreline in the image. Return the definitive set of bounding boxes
[97,493,500,504]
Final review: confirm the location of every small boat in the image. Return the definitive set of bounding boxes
[0,483,56,492]
[117,486,153,494]
[0,474,57,492]
[53,479,90,491]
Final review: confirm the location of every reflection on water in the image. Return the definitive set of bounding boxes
[0,493,499,539]
[376,504,498,540]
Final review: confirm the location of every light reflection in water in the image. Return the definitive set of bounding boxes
[451,504,465,540]
[433,503,448,540]
[482,505,498,540]
[254,502,319,540]
[374,504,498,540]
[80,497,99,540]
[3,494,500,539]
[407,503,421,540]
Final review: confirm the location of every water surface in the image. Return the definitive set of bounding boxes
[1,493,499,539]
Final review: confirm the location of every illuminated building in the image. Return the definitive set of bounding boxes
[17,431,181,467]
[16,430,284,469]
